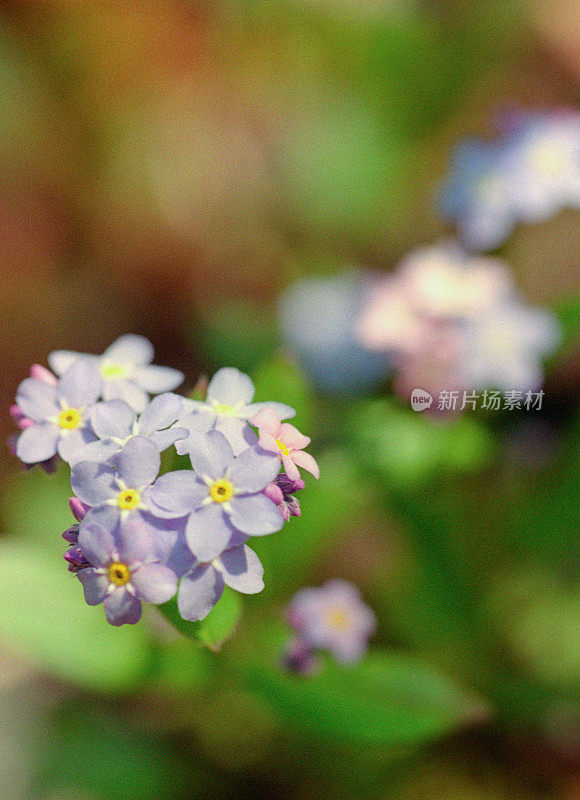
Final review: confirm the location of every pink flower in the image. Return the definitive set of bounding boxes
[251,408,319,481]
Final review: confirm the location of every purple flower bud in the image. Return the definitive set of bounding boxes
[62,524,80,544]
[69,497,90,522]
[29,364,57,385]
[265,473,304,522]
[64,544,91,573]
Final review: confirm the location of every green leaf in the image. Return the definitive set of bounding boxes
[0,540,150,692]
[158,587,241,652]
[242,626,490,749]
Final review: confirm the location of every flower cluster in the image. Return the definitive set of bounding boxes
[440,108,580,251]
[10,336,319,626]
[355,241,560,407]
[284,580,377,670]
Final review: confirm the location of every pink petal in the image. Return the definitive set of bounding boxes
[291,449,320,479]
[279,423,310,451]
[281,453,301,481]
[250,407,281,436]
[257,430,280,454]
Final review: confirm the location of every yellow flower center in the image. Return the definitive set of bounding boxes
[212,403,238,416]
[100,361,130,380]
[531,142,567,177]
[58,408,82,430]
[276,438,289,456]
[117,489,140,510]
[108,562,131,586]
[326,606,350,632]
[209,479,234,503]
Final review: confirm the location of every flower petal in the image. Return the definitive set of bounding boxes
[132,365,184,393]
[150,427,188,452]
[71,461,117,506]
[148,470,205,516]
[90,400,135,440]
[280,453,301,482]
[228,447,280,492]
[78,521,116,567]
[103,334,154,366]
[102,380,149,413]
[278,423,310,451]
[103,589,142,625]
[219,545,264,594]
[115,436,160,488]
[48,350,94,376]
[77,568,109,605]
[15,423,59,463]
[57,426,98,465]
[214,416,258,455]
[206,367,255,405]
[245,401,296,420]
[57,359,102,408]
[289,449,320,479]
[228,494,284,536]
[130,563,178,604]
[177,564,224,621]
[186,429,234,479]
[185,504,236,562]
[250,406,281,434]
[15,378,58,421]
[138,393,183,434]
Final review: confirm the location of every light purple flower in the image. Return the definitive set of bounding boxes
[74,394,186,464]
[71,435,182,532]
[252,407,319,481]
[76,517,178,626]
[177,543,264,621]
[176,367,295,455]
[287,580,377,665]
[14,359,102,465]
[507,109,580,224]
[150,430,283,562]
[48,334,184,413]
[459,298,561,393]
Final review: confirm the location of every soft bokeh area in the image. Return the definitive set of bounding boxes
[0,1,578,799]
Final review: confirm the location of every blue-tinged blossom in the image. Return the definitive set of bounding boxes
[177,367,295,456]
[287,580,377,665]
[76,518,178,626]
[14,359,102,466]
[48,334,184,413]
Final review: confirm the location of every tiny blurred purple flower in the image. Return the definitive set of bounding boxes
[76,517,178,626]
[150,429,283,562]
[177,543,264,621]
[14,359,102,466]
[287,580,377,665]
[48,334,184,413]
[176,367,295,455]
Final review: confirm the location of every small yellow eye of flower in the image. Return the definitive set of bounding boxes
[58,408,82,430]
[117,489,140,510]
[209,479,233,503]
[276,438,289,457]
[213,403,237,417]
[108,562,131,586]
[100,361,129,380]
[326,606,350,632]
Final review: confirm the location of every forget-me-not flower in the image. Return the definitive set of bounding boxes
[150,429,283,562]
[177,367,296,456]
[287,580,377,665]
[48,334,184,413]
[76,518,178,626]
[15,359,102,465]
